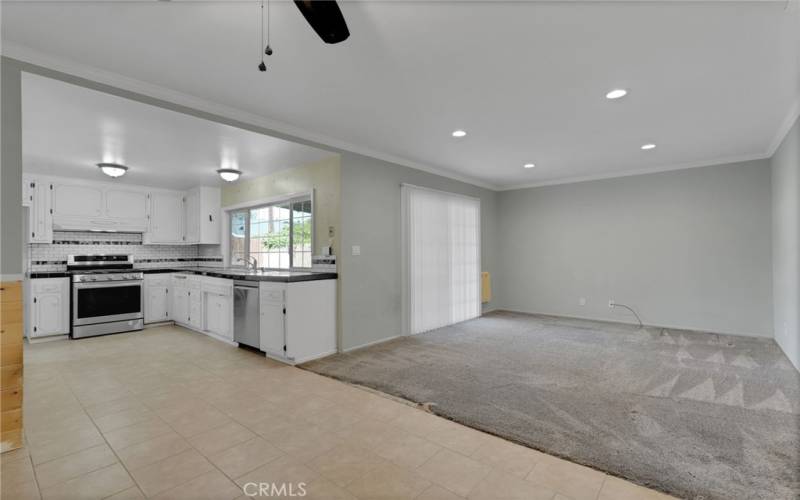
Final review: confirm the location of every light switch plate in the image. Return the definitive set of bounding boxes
[351,245,361,256]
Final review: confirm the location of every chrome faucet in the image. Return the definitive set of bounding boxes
[248,256,258,270]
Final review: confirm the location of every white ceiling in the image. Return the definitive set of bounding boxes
[4,1,799,190]
[21,73,334,190]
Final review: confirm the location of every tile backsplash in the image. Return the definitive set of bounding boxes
[28,231,222,272]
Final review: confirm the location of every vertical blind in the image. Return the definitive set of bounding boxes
[404,185,481,334]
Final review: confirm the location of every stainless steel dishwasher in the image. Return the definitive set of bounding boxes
[233,281,260,349]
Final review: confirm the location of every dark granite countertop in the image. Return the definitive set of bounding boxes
[28,267,337,283]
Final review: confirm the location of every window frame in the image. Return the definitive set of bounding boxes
[225,190,314,270]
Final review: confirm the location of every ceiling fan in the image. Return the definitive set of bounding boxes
[294,1,350,44]
[258,0,349,71]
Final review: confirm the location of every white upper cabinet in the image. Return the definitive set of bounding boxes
[21,174,218,243]
[52,180,147,232]
[28,180,53,244]
[105,189,149,231]
[184,186,221,244]
[146,191,185,244]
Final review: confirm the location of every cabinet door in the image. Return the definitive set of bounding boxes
[30,278,69,337]
[106,189,148,231]
[52,183,103,219]
[198,187,221,244]
[188,290,202,330]
[259,285,285,356]
[184,190,200,244]
[205,293,231,339]
[148,192,184,244]
[145,286,169,323]
[29,181,53,243]
[172,287,190,325]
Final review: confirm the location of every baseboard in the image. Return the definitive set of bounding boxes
[493,308,773,340]
[27,334,68,344]
[342,334,403,353]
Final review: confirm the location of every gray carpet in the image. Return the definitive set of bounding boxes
[301,311,800,500]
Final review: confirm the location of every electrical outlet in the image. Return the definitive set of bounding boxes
[352,245,361,256]
[608,299,615,308]
[579,297,586,306]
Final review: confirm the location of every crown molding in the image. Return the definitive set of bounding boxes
[2,43,499,191]
[498,152,770,191]
[765,97,800,156]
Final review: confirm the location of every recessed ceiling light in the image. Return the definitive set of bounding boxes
[641,143,656,150]
[97,163,128,178]
[523,163,535,169]
[605,89,627,99]
[216,168,242,182]
[452,130,467,138]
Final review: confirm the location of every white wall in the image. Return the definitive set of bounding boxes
[496,160,774,337]
[339,152,498,351]
[771,117,800,371]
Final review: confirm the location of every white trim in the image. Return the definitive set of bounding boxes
[4,43,497,191]
[766,98,800,156]
[500,152,769,190]
[498,309,773,339]
[342,334,403,353]
[399,183,482,202]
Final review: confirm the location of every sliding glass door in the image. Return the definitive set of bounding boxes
[403,185,481,334]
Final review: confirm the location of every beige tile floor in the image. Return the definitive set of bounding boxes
[1,325,678,500]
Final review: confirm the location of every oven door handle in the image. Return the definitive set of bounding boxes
[73,281,143,290]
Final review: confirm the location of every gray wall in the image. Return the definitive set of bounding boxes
[496,160,774,337]
[1,58,23,277]
[771,117,800,370]
[339,152,498,350]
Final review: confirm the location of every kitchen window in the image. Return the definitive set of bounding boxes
[230,195,313,269]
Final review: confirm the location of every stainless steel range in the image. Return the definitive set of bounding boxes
[68,255,144,338]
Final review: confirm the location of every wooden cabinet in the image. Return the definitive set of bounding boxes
[27,278,69,338]
[28,180,53,243]
[144,274,171,324]
[147,192,185,244]
[1,280,24,452]
[184,187,221,244]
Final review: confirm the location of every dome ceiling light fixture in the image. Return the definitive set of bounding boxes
[216,168,242,182]
[97,163,128,178]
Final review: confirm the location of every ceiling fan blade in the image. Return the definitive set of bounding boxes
[294,1,350,44]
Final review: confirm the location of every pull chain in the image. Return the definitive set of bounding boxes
[258,0,266,71]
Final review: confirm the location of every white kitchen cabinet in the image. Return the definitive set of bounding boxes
[147,192,185,244]
[52,180,147,232]
[259,283,286,357]
[105,189,149,231]
[171,273,203,328]
[28,180,53,244]
[202,277,233,340]
[144,274,171,323]
[184,187,221,244]
[27,278,70,338]
[259,279,336,364]
[22,175,34,207]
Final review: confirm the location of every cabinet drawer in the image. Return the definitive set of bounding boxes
[145,274,172,287]
[202,282,232,296]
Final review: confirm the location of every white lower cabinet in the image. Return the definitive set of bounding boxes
[144,274,171,323]
[27,278,70,338]
[163,273,233,343]
[259,279,336,364]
